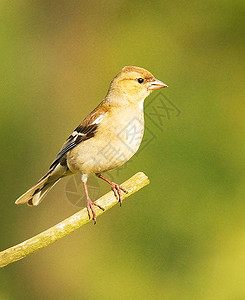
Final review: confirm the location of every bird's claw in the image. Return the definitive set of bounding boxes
[110,183,128,206]
[86,198,104,224]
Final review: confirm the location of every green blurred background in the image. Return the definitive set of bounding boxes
[1,1,245,299]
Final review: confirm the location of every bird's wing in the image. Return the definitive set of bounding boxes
[49,106,107,169]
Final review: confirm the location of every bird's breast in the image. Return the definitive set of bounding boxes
[67,104,145,174]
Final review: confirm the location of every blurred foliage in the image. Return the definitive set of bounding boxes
[0,1,245,299]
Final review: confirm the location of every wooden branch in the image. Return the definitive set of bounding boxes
[0,172,149,268]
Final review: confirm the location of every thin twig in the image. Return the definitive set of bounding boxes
[0,172,149,268]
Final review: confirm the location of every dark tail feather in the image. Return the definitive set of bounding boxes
[15,163,68,206]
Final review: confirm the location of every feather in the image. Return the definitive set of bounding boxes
[15,163,69,206]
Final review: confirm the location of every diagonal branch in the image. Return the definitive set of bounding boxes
[0,172,149,268]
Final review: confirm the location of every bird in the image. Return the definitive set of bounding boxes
[15,66,168,222]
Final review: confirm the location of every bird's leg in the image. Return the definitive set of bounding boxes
[82,174,104,224]
[96,173,128,206]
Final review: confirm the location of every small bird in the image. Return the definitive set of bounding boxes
[15,66,167,222]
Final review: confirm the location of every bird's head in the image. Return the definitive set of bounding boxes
[107,66,168,105]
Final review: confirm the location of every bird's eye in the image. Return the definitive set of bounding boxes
[137,78,144,84]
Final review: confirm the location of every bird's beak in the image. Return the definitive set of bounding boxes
[149,78,168,90]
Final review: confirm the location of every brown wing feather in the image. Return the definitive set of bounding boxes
[49,104,108,169]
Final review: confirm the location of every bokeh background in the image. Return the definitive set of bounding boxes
[1,1,245,299]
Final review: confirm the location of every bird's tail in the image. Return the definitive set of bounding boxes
[15,164,68,206]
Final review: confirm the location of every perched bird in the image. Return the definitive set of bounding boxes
[15,66,167,222]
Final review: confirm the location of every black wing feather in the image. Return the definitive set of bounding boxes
[49,123,98,169]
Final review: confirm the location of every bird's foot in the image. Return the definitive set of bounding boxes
[96,174,128,206]
[86,197,104,224]
[110,182,128,206]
